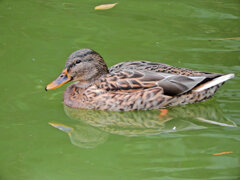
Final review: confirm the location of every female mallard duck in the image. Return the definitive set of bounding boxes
[46,49,234,111]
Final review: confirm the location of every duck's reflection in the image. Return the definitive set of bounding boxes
[49,102,236,148]
[48,122,108,149]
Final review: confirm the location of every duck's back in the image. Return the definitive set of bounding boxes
[109,60,222,78]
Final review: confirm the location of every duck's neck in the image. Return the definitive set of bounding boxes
[75,73,108,89]
[74,61,109,89]
[75,81,93,89]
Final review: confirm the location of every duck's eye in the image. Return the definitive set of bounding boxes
[76,60,81,64]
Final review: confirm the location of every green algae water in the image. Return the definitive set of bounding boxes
[0,0,240,179]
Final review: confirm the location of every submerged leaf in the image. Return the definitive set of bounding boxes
[94,3,118,10]
[211,37,240,41]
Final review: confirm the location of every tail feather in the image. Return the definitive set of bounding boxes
[193,73,235,92]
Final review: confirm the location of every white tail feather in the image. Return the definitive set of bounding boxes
[193,73,235,92]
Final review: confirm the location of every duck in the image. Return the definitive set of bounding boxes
[45,49,234,111]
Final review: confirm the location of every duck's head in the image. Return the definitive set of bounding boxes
[45,49,109,91]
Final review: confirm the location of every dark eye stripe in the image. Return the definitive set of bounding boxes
[86,58,93,62]
[76,60,81,64]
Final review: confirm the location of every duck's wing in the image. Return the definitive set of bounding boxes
[97,70,208,96]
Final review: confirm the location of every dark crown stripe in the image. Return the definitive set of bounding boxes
[76,50,98,58]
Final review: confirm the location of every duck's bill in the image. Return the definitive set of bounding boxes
[45,69,72,91]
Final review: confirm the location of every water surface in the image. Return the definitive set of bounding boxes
[0,0,240,179]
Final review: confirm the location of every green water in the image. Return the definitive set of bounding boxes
[0,0,240,179]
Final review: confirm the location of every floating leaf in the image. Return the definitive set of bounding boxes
[212,151,233,156]
[94,3,118,10]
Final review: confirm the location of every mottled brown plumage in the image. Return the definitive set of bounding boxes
[46,49,234,111]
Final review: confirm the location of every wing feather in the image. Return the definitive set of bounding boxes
[97,70,208,96]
